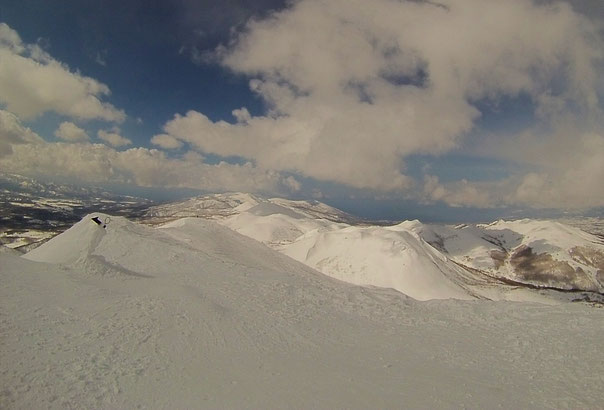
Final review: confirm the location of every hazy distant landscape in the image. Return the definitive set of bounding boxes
[0,173,152,250]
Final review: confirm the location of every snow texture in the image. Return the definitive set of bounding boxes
[1,214,603,408]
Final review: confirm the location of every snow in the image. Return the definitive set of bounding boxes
[282,224,475,300]
[483,218,600,254]
[8,201,36,207]
[220,208,488,301]
[218,204,604,301]
[144,192,359,224]
[404,219,604,292]
[1,214,603,408]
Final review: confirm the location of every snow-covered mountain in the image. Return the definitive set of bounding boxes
[3,213,603,408]
[143,192,362,224]
[408,219,604,293]
[141,193,604,302]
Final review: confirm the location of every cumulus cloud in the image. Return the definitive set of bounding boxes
[151,133,184,149]
[97,129,132,147]
[282,175,301,192]
[422,175,495,208]
[158,0,602,199]
[0,109,43,156]
[0,140,298,194]
[0,110,299,194]
[54,121,89,142]
[420,128,604,209]
[0,23,125,122]
[509,132,604,208]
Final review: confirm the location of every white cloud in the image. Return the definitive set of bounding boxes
[151,134,184,149]
[422,175,495,208]
[54,121,89,142]
[1,4,601,210]
[509,132,604,209]
[159,0,602,198]
[0,23,125,122]
[0,140,295,194]
[98,129,132,147]
[0,109,43,156]
[95,50,107,67]
[420,128,604,209]
[282,175,301,192]
[0,23,24,53]
[0,110,294,193]
[461,109,604,209]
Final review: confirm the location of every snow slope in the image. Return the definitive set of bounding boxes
[144,192,360,224]
[219,204,604,301]
[221,202,346,248]
[281,224,478,300]
[2,215,603,408]
[406,219,604,293]
[218,202,485,301]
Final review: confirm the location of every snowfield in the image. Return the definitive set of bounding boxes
[1,213,604,408]
[205,194,604,302]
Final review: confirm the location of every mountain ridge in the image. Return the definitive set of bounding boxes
[137,192,604,302]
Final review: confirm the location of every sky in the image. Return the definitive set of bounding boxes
[0,0,603,221]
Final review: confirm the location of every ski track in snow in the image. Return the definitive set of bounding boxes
[1,214,603,408]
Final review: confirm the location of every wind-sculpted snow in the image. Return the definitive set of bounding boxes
[2,214,603,408]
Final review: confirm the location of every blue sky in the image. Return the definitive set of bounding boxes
[0,0,603,221]
[1,0,272,136]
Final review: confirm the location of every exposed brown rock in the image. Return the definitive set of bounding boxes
[570,246,604,287]
[489,249,507,269]
[509,245,597,291]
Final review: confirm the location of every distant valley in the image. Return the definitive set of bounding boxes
[0,173,152,251]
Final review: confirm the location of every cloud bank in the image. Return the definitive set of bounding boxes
[0,142,286,192]
[158,0,602,206]
[0,109,292,194]
[0,22,299,196]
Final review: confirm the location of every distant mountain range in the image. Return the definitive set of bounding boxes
[2,174,603,303]
[0,173,152,250]
[142,192,604,303]
[143,192,362,224]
